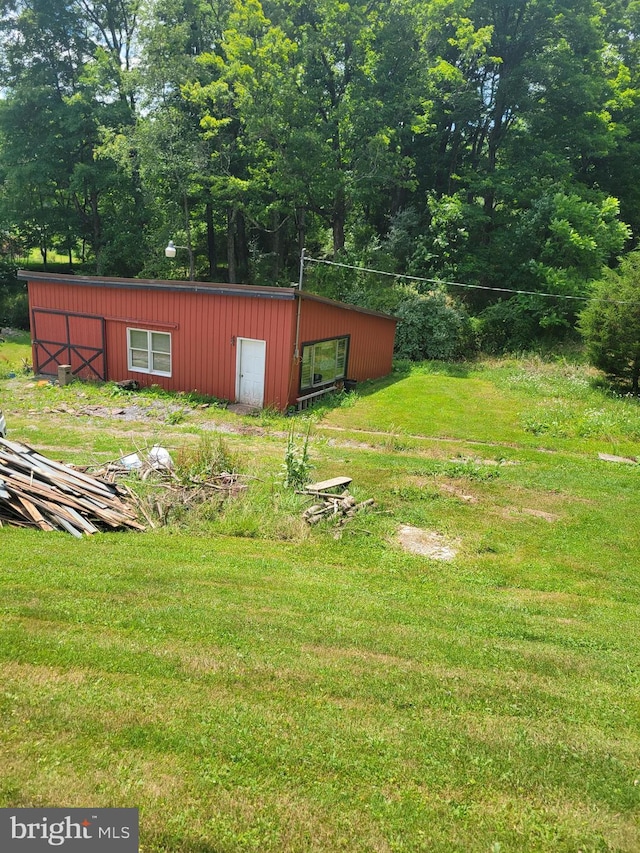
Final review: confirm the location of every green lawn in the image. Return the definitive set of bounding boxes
[1,348,640,851]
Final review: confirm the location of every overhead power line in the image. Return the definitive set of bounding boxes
[303,254,631,305]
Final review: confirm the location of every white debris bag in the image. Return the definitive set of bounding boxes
[148,445,174,469]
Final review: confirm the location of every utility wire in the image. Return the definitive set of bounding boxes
[303,254,632,305]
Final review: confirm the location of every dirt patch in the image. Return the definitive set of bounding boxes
[326,437,374,449]
[1,660,88,687]
[521,507,560,522]
[37,403,193,422]
[437,482,479,503]
[451,454,518,466]
[497,506,560,522]
[397,525,458,560]
[598,452,638,464]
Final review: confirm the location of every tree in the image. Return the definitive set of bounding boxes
[0,0,637,342]
[0,0,142,273]
[393,286,473,361]
[0,257,27,329]
[579,251,640,393]
[402,0,626,295]
[591,0,640,243]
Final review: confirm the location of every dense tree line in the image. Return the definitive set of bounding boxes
[1,0,639,352]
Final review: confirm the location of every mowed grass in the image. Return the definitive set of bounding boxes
[321,357,640,457]
[0,330,32,377]
[1,346,640,852]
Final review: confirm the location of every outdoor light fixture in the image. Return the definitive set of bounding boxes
[164,239,195,280]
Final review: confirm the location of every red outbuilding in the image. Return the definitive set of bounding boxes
[19,271,397,411]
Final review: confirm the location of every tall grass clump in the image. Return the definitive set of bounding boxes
[174,434,240,482]
[209,477,310,541]
[281,422,313,489]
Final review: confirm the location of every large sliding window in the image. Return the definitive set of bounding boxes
[127,328,172,377]
[300,336,348,390]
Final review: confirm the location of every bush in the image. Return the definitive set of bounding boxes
[475,294,573,354]
[393,287,474,361]
[579,252,640,393]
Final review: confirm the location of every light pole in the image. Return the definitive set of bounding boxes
[165,240,195,281]
[294,248,305,360]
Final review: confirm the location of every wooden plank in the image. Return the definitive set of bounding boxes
[0,466,110,516]
[0,456,143,533]
[63,505,100,535]
[296,385,337,403]
[16,495,56,531]
[304,476,352,493]
[0,438,145,534]
[0,442,119,500]
[0,438,35,455]
[14,489,95,533]
[0,459,136,516]
[55,516,84,538]
[27,453,118,497]
[23,463,117,502]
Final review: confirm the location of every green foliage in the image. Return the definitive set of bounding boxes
[0,0,143,275]
[475,295,574,355]
[0,328,31,378]
[0,0,638,358]
[579,251,640,393]
[174,434,240,482]
[434,458,501,481]
[518,191,631,296]
[421,194,485,282]
[281,422,313,490]
[0,260,28,329]
[393,286,474,361]
[165,408,187,424]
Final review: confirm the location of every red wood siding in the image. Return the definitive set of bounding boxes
[28,281,296,409]
[25,274,396,411]
[294,295,397,402]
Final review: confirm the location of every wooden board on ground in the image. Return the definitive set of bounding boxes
[304,476,352,494]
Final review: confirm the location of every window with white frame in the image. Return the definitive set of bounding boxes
[300,336,348,390]
[127,328,172,376]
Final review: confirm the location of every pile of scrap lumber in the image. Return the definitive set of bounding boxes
[123,471,247,528]
[0,437,144,536]
[300,476,374,526]
[68,446,248,528]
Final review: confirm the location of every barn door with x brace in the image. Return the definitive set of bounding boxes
[31,309,107,381]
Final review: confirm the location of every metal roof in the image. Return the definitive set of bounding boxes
[18,270,397,322]
[18,270,296,301]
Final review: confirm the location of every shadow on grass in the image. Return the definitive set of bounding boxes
[590,374,640,401]
[417,360,474,379]
[292,358,477,418]
[354,358,474,395]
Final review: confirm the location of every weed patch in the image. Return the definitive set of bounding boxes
[281,422,313,490]
[174,434,240,480]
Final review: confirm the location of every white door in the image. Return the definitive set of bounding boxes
[237,338,266,407]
